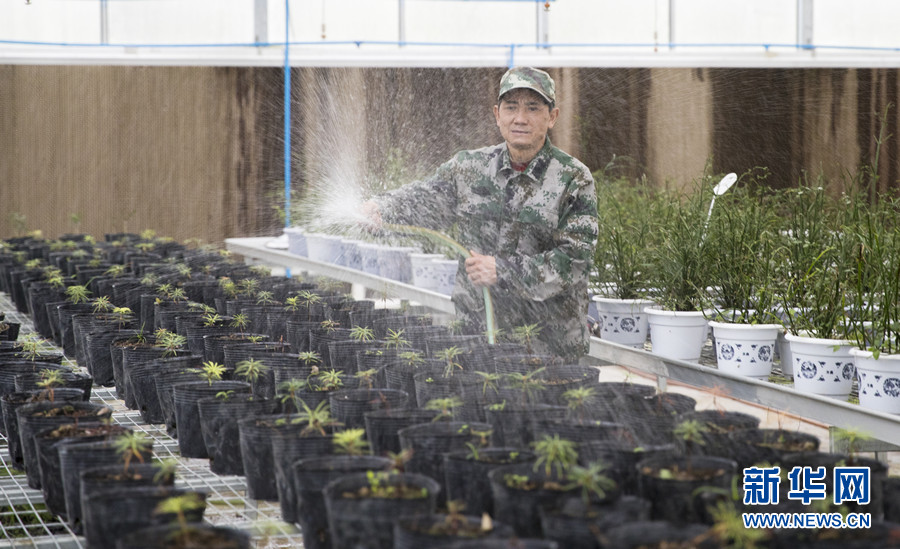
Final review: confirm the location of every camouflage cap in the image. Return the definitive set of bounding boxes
[498,67,556,105]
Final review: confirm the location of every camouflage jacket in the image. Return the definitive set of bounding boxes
[378,138,598,361]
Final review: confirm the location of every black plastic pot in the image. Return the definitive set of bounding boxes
[16,400,112,488]
[0,360,70,400]
[56,302,95,358]
[674,410,761,458]
[443,447,536,516]
[323,472,440,549]
[237,414,285,501]
[59,438,152,532]
[1,388,85,466]
[271,425,336,523]
[579,439,676,496]
[86,486,205,549]
[364,408,439,456]
[120,343,171,409]
[34,422,128,518]
[399,421,492,505]
[203,332,270,365]
[531,418,635,448]
[488,463,583,537]
[493,354,564,376]
[413,370,483,418]
[80,462,177,549]
[618,392,697,444]
[293,455,392,549]
[197,393,276,475]
[129,355,203,425]
[636,454,737,524]
[14,370,93,398]
[728,428,820,469]
[172,380,251,458]
[484,403,567,448]
[329,388,409,430]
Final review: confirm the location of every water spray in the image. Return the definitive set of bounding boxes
[383,222,496,345]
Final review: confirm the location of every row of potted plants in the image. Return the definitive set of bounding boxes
[4,230,900,547]
[591,165,900,411]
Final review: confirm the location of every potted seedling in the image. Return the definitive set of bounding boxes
[488,434,601,537]
[170,361,251,459]
[292,428,392,549]
[636,418,738,524]
[323,468,441,549]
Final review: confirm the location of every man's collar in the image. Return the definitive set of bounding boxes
[497,138,553,181]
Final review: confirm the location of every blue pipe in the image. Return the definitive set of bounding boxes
[284,0,292,277]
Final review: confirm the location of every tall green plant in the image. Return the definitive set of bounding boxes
[704,171,781,323]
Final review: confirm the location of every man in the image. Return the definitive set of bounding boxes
[363,67,598,362]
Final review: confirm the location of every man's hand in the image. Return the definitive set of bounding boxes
[358,200,383,232]
[465,251,497,287]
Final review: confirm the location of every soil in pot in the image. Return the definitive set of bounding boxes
[115,523,249,549]
[443,447,536,517]
[293,454,392,549]
[393,513,514,549]
[323,471,440,549]
[198,393,276,475]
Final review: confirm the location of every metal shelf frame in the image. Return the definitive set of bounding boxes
[228,235,900,448]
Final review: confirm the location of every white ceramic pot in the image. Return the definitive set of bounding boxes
[645,308,709,362]
[707,321,781,379]
[306,234,344,264]
[376,246,420,283]
[592,297,656,348]
[283,227,307,257]
[357,243,383,276]
[409,253,446,291]
[431,258,460,295]
[785,333,855,399]
[850,348,900,414]
[338,239,362,270]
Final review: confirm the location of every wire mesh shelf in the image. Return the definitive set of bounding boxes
[0,293,306,548]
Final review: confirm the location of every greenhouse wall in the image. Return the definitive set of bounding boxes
[0,65,896,242]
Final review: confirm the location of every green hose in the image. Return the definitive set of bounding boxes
[383,223,496,344]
